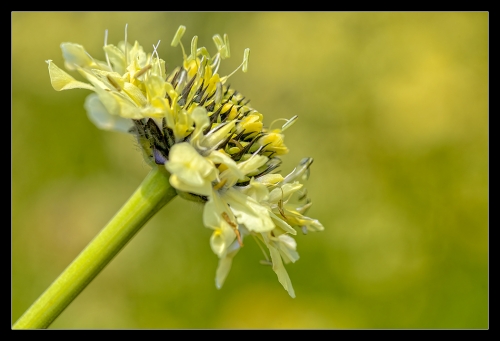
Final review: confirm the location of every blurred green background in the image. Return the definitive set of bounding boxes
[12,12,488,329]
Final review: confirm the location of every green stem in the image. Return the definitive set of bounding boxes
[13,166,177,329]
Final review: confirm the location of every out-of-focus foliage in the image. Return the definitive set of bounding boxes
[12,12,488,329]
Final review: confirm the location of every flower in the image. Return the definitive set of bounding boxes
[47,24,324,298]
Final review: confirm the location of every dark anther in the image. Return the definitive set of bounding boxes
[231,132,265,161]
[177,74,197,106]
[203,104,226,135]
[240,131,260,141]
[220,104,235,122]
[237,96,246,105]
[165,92,172,107]
[205,89,216,103]
[254,157,282,178]
[205,101,215,112]
[162,118,175,148]
[199,92,209,106]
[146,119,169,153]
[193,79,205,103]
[168,68,181,88]
[232,129,247,142]
[214,130,235,151]
[238,109,253,120]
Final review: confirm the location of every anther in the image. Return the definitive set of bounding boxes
[213,178,227,191]
[222,212,243,247]
[171,25,186,47]
[133,64,152,79]
[106,75,121,91]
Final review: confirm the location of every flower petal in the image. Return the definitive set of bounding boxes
[165,143,216,196]
[84,94,134,132]
[224,188,274,232]
[46,60,94,91]
[267,240,295,298]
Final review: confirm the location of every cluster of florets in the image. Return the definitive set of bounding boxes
[47,25,324,297]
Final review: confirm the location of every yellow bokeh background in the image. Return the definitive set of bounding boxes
[12,12,488,329]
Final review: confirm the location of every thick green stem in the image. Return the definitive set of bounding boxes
[13,166,177,329]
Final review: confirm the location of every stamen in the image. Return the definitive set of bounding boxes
[197,55,206,79]
[220,48,250,83]
[281,115,298,132]
[104,29,112,71]
[152,40,161,72]
[171,25,187,60]
[190,35,198,61]
[223,34,230,58]
[124,24,128,66]
[212,34,224,53]
[171,25,186,47]
[196,46,210,58]
[252,234,271,263]
[133,64,152,79]
[213,178,227,191]
[268,115,298,132]
[229,139,244,150]
[222,212,243,247]
[106,75,121,91]
[277,187,288,220]
[242,48,250,73]
[211,53,221,74]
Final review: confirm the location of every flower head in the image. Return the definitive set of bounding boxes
[47,25,324,298]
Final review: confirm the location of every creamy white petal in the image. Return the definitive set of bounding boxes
[254,173,284,186]
[190,107,210,150]
[46,60,94,91]
[276,234,300,264]
[169,174,213,196]
[61,42,96,69]
[215,240,242,289]
[268,182,303,204]
[103,44,127,75]
[224,188,274,232]
[84,94,134,133]
[244,179,270,202]
[268,241,295,298]
[237,154,268,176]
[269,211,297,235]
[165,143,216,196]
[209,150,243,183]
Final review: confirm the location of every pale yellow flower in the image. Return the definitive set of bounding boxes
[47,24,324,298]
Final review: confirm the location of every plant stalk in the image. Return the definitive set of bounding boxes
[13,166,177,329]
